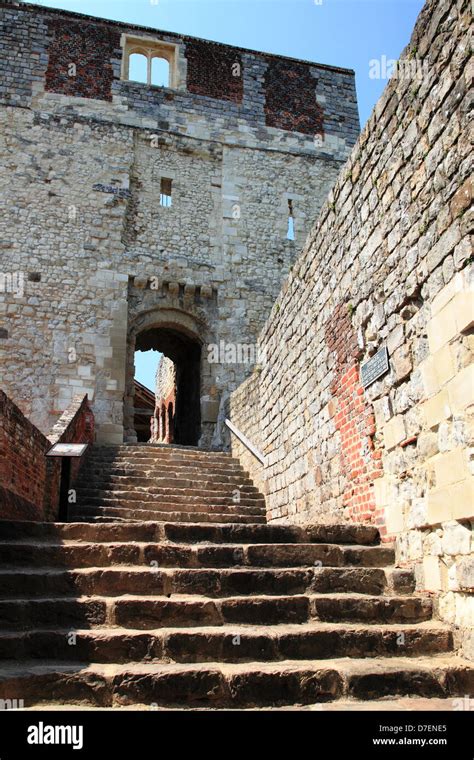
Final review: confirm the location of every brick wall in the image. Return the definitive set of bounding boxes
[0,391,94,521]
[185,40,243,103]
[0,3,358,148]
[264,58,324,136]
[324,303,384,529]
[0,390,50,520]
[45,18,120,101]
[230,0,473,658]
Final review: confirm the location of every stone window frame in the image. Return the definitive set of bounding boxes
[121,34,181,89]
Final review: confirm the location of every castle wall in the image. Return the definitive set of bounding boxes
[230,0,473,658]
[0,1,359,446]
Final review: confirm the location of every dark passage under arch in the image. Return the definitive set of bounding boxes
[135,326,201,446]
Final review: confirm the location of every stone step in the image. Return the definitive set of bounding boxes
[0,520,381,545]
[0,622,453,664]
[82,454,247,466]
[0,542,395,569]
[0,566,414,599]
[89,445,235,457]
[81,454,244,466]
[71,507,267,524]
[78,464,249,479]
[72,501,265,516]
[76,474,260,490]
[18,697,472,712]
[75,490,265,507]
[81,457,251,470]
[0,656,471,707]
[0,593,434,630]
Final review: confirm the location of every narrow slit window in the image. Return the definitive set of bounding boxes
[287,199,295,240]
[160,177,172,207]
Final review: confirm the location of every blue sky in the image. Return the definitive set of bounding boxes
[38,0,424,389]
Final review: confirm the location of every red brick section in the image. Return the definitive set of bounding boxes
[48,394,95,494]
[185,40,243,102]
[0,390,49,521]
[325,304,385,536]
[45,19,120,101]
[155,386,176,443]
[264,59,324,137]
[0,391,94,522]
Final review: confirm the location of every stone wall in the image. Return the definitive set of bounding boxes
[0,391,94,521]
[230,0,473,658]
[229,371,266,496]
[0,1,359,446]
[151,356,176,443]
[155,356,176,401]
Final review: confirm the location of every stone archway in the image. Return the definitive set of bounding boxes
[125,308,206,445]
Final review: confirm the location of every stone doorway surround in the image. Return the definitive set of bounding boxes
[125,305,218,447]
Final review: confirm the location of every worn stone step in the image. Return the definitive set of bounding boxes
[76,483,263,498]
[0,542,394,569]
[0,593,433,631]
[83,467,251,482]
[0,598,108,630]
[0,622,453,664]
[113,593,433,628]
[76,491,265,508]
[0,520,381,545]
[87,453,243,468]
[82,457,248,471]
[77,475,260,491]
[73,502,266,518]
[18,697,471,711]
[71,507,266,524]
[0,656,471,707]
[83,457,249,478]
[0,566,414,599]
[90,445,235,457]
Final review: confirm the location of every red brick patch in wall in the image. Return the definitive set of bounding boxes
[0,391,48,520]
[264,59,324,136]
[185,40,243,102]
[45,20,120,101]
[325,304,385,534]
[0,391,94,522]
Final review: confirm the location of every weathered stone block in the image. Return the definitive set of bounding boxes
[442,521,472,556]
[433,448,469,489]
[450,479,474,521]
[457,557,474,590]
[422,555,442,592]
[383,415,406,450]
[422,389,452,430]
[447,365,474,413]
[426,301,458,353]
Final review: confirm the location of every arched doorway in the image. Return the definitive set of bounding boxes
[125,309,203,446]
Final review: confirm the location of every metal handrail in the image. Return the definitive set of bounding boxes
[224,418,265,465]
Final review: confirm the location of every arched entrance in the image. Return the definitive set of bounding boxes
[125,309,203,446]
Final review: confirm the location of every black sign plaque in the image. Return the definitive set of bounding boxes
[360,346,390,388]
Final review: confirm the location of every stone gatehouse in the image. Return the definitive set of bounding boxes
[0,0,359,448]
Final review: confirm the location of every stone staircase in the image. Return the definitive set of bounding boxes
[71,445,266,524]
[0,514,472,708]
